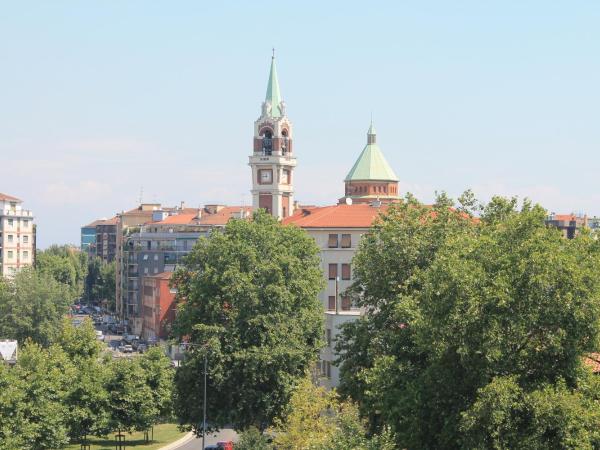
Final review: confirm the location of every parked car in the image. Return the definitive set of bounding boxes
[137,344,148,353]
[119,344,133,353]
[95,330,105,341]
[205,442,234,450]
[123,334,140,344]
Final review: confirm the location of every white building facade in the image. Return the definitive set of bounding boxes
[0,193,35,278]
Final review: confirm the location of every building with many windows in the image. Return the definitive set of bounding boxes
[119,205,251,335]
[284,125,400,388]
[0,193,35,278]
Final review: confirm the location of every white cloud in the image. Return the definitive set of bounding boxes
[41,180,113,206]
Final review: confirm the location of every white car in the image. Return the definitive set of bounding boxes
[95,330,105,341]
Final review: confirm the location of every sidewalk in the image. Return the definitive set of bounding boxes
[158,432,195,450]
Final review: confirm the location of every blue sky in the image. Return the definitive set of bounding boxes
[1,1,599,247]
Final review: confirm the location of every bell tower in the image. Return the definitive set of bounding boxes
[249,51,296,219]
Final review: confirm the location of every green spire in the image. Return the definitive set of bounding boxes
[265,50,282,118]
[344,123,399,182]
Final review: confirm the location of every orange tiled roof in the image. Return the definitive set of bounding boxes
[198,206,251,225]
[584,353,600,374]
[154,212,199,225]
[0,193,21,202]
[551,214,577,222]
[283,204,387,228]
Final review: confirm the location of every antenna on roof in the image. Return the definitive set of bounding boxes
[138,186,144,205]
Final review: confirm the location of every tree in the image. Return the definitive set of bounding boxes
[272,375,395,450]
[235,427,272,450]
[84,257,116,309]
[173,211,324,432]
[58,319,111,441]
[2,342,75,450]
[336,194,600,448]
[461,374,600,449]
[106,358,158,434]
[36,245,88,300]
[138,346,174,420]
[0,269,72,346]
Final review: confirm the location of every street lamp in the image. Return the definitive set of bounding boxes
[182,342,210,450]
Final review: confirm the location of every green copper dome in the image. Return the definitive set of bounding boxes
[265,55,282,118]
[344,125,399,182]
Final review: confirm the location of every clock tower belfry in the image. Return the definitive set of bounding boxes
[249,52,296,219]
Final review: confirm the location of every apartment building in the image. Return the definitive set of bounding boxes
[141,271,176,342]
[119,204,251,335]
[283,125,399,388]
[0,193,35,278]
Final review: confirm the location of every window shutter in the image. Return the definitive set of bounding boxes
[328,296,336,310]
[328,234,339,248]
[342,263,351,280]
[341,296,352,310]
[328,263,338,280]
[341,234,351,248]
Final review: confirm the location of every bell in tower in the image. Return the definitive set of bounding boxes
[249,51,296,219]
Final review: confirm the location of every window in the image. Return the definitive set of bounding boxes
[23,235,28,244]
[7,219,13,226]
[143,254,149,260]
[7,251,13,259]
[341,296,352,311]
[144,268,149,275]
[342,263,351,280]
[328,296,336,311]
[328,234,338,248]
[262,129,273,155]
[8,235,13,243]
[147,241,151,250]
[326,329,332,347]
[22,219,28,227]
[341,234,351,248]
[154,267,159,274]
[23,251,28,259]
[282,169,291,184]
[154,254,158,261]
[328,264,338,280]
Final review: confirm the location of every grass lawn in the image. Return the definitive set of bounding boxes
[65,423,187,450]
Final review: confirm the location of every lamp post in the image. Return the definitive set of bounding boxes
[182,342,209,449]
[202,350,207,450]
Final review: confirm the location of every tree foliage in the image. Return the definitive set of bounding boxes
[36,245,88,301]
[0,319,173,448]
[0,269,72,345]
[271,375,395,450]
[84,257,116,309]
[336,193,600,448]
[173,211,324,432]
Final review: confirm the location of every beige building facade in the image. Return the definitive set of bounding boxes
[0,193,35,278]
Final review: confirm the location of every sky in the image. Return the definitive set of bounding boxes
[1,1,599,248]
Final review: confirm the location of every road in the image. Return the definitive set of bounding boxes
[173,428,238,450]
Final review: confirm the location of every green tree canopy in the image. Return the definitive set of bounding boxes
[36,245,88,300]
[271,375,395,450]
[337,193,600,449]
[106,358,158,433]
[0,269,72,345]
[84,257,116,309]
[0,342,74,450]
[173,211,324,432]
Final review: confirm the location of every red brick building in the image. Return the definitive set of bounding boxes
[141,272,177,341]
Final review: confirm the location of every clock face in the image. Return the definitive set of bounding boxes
[260,169,272,184]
